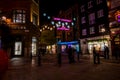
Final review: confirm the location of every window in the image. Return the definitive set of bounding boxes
[89,13,95,25]
[98,24,105,32]
[81,16,86,24]
[90,27,95,34]
[32,14,38,25]
[82,29,87,36]
[97,9,104,18]
[96,0,103,5]
[81,5,85,12]
[13,10,26,23]
[88,1,93,9]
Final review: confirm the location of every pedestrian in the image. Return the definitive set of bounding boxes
[71,47,76,63]
[67,46,73,64]
[37,47,41,66]
[77,51,80,62]
[57,52,61,67]
[93,46,100,64]
[0,24,11,79]
[114,46,119,60]
[104,46,109,59]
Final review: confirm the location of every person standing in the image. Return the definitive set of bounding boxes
[37,47,41,66]
[67,46,73,64]
[93,46,100,64]
[104,46,109,59]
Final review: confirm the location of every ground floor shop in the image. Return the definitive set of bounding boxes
[80,35,112,56]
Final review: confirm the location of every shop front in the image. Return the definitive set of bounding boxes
[80,35,111,56]
[57,41,80,55]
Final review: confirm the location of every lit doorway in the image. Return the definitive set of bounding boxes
[14,42,22,56]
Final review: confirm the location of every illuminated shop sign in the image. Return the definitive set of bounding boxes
[53,17,72,31]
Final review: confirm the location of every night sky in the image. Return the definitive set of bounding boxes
[40,0,77,16]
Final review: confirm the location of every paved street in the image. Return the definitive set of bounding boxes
[1,54,120,80]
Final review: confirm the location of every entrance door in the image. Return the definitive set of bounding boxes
[14,42,22,56]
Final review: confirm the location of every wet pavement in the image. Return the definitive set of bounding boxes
[1,54,120,80]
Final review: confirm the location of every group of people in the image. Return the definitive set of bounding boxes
[67,46,77,64]
[93,45,109,64]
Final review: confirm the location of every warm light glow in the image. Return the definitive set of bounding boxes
[101,28,105,32]
[111,31,115,34]
[50,28,53,31]
[2,16,6,20]
[40,29,42,32]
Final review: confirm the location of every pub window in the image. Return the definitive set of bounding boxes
[13,10,26,23]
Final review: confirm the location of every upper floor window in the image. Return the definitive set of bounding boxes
[32,14,38,25]
[90,27,95,34]
[98,24,105,32]
[96,0,103,5]
[13,10,26,23]
[97,9,104,18]
[81,5,85,12]
[82,29,87,36]
[81,16,86,24]
[88,1,93,9]
[88,13,95,25]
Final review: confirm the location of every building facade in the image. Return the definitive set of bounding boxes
[108,0,120,56]
[54,4,80,54]
[79,0,111,56]
[0,0,40,58]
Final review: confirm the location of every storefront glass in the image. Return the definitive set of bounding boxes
[88,40,108,54]
[14,42,22,55]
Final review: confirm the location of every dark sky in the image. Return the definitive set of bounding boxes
[40,0,77,16]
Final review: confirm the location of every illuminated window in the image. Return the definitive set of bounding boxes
[81,16,86,24]
[89,13,95,25]
[82,29,87,36]
[13,10,26,23]
[97,9,104,18]
[98,24,105,32]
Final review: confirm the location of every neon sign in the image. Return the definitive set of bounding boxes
[53,17,72,31]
